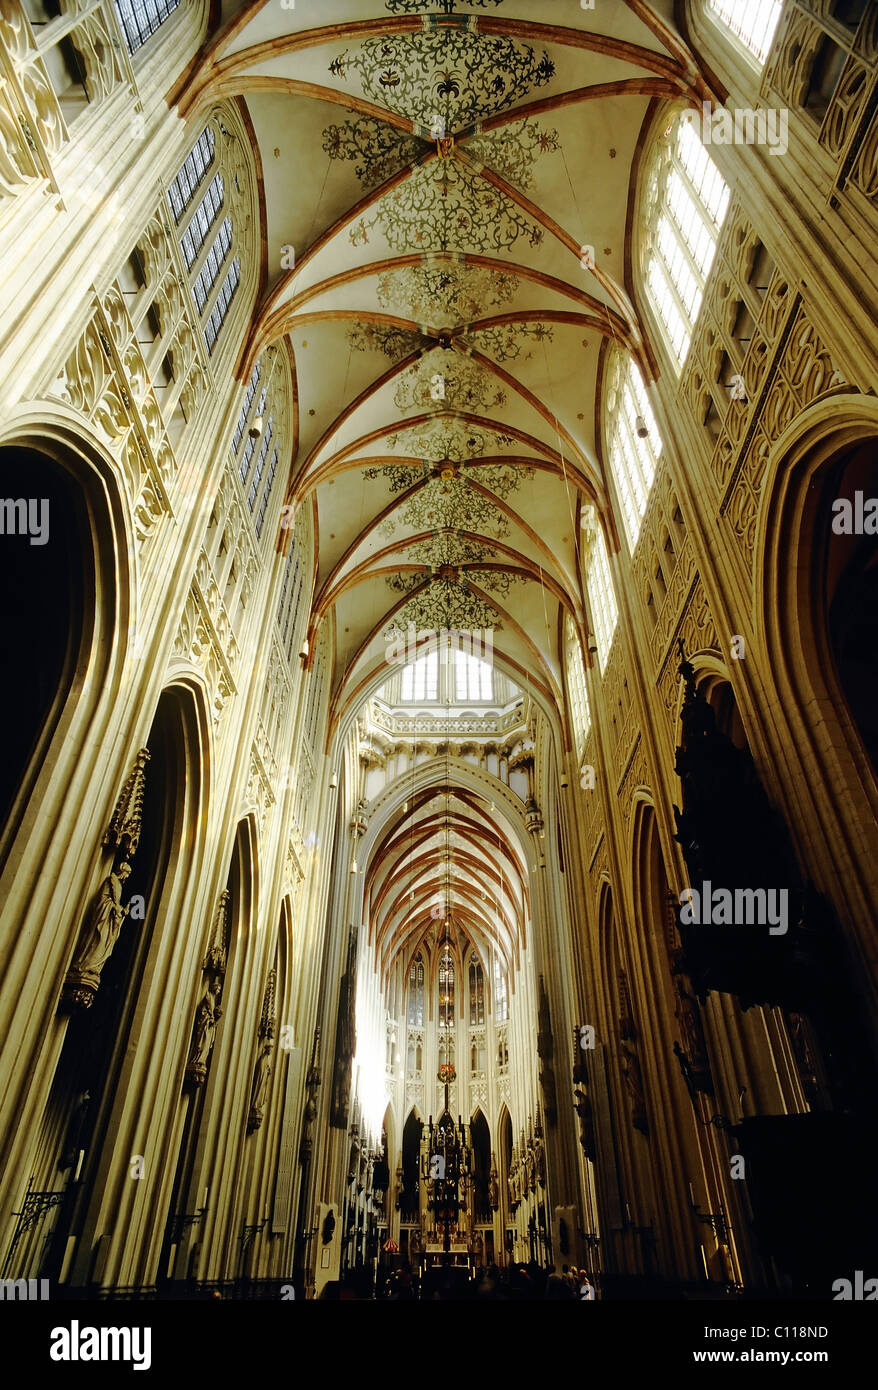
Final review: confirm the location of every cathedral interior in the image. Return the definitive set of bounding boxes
[1,0,878,1313]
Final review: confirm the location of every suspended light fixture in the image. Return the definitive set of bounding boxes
[635,414,649,439]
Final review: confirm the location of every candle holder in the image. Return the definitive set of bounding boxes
[165,1205,207,1248]
[688,1194,729,1246]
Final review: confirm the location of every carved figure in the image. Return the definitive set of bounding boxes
[247,970,276,1133]
[331,926,358,1124]
[488,1154,499,1210]
[534,1134,546,1186]
[62,862,133,1008]
[524,1143,536,1194]
[621,1045,649,1135]
[186,977,223,1083]
[247,1036,273,1133]
[573,1087,596,1160]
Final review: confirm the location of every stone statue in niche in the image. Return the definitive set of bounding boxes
[524,1142,536,1194]
[185,891,230,1086]
[534,1132,546,1186]
[507,1148,519,1206]
[537,975,558,1124]
[488,1154,499,1210]
[247,969,276,1133]
[620,1044,649,1135]
[61,861,133,1010]
[247,1035,273,1133]
[186,976,223,1084]
[61,747,150,1012]
[572,1087,596,1161]
[331,925,358,1126]
[300,1028,322,1159]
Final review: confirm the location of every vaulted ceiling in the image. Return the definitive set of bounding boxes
[364,783,529,989]
[182,0,714,736]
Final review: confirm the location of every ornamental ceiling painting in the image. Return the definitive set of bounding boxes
[186,0,705,727]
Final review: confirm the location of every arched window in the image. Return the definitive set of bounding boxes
[167,126,215,225]
[277,537,305,662]
[456,651,493,701]
[203,260,240,355]
[401,651,438,701]
[233,361,261,454]
[180,173,224,270]
[231,354,286,540]
[439,945,454,1028]
[494,957,508,1023]
[706,0,782,65]
[605,352,663,548]
[564,614,591,759]
[302,637,326,754]
[114,0,180,56]
[169,129,241,357]
[582,510,618,673]
[408,954,424,1026]
[642,112,730,367]
[469,959,485,1025]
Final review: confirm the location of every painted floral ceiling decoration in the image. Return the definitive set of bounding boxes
[376,263,520,328]
[405,530,495,568]
[379,472,513,539]
[462,321,554,363]
[402,531,523,600]
[469,462,536,499]
[381,421,516,461]
[346,322,424,360]
[361,460,432,491]
[385,0,505,14]
[385,578,503,636]
[463,118,560,191]
[328,29,554,131]
[349,156,544,255]
[392,353,506,414]
[322,115,425,189]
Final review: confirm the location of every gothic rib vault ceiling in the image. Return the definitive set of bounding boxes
[184,0,711,739]
[365,784,529,991]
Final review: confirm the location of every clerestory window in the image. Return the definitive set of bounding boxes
[643,113,730,368]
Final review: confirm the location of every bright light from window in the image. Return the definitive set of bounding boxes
[586,524,618,673]
[607,355,663,548]
[644,113,729,369]
[455,650,493,701]
[401,651,438,701]
[707,0,782,66]
[493,957,508,1022]
[564,615,591,757]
